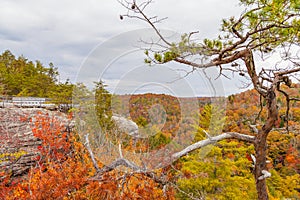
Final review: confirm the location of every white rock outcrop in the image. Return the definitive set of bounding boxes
[112,115,139,137]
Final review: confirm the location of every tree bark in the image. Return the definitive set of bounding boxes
[254,88,278,200]
[254,134,269,200]
[243,49,280,200]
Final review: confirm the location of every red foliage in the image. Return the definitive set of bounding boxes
[0,113,172,199]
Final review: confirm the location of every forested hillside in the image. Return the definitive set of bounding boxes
[115,90,300,199]
[0,50,73,105]
[176,87,300,199]
[1,88,299,199]
[0,51,299,199]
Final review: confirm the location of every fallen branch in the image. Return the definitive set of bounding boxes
[89,132,255,183]
[172,132,255,161]
[84,134,100,173]
[98,158,140,174]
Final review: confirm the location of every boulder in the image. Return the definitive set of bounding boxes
[112,115,139,137]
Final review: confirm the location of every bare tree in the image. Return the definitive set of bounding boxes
[88,1,300,199]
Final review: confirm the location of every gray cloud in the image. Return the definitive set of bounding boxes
[0,0,243,96]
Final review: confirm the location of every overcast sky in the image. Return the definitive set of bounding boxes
[0,0,249,97]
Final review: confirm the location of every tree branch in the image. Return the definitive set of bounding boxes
[276,67,300,76]
[171,132,255,161]
[98,158,140,174]
[84,134,100,173]
[174,49,248,69]
[120,0,171,46]
[89,132,254,184]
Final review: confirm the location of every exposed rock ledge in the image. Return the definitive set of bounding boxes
[0,107,140,178]
[0,108,72,177]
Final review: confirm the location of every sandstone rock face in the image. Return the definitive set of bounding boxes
[112,115,139,137]
[0,108,72,177]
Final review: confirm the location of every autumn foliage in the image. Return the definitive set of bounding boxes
[0,113,171,200]
[0,86,300,199]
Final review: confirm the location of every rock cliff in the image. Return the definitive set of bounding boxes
[0,107,140,178]
[0,108,72,177]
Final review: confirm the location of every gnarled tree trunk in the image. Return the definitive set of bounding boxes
[254,88,278,200]
[254,134,269,200]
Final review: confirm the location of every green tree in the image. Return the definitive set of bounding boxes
[120,0,300,199]
[0,50,59,97]
[198,104,226,135]
[94,80,114,132]
[49,79,74,111]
